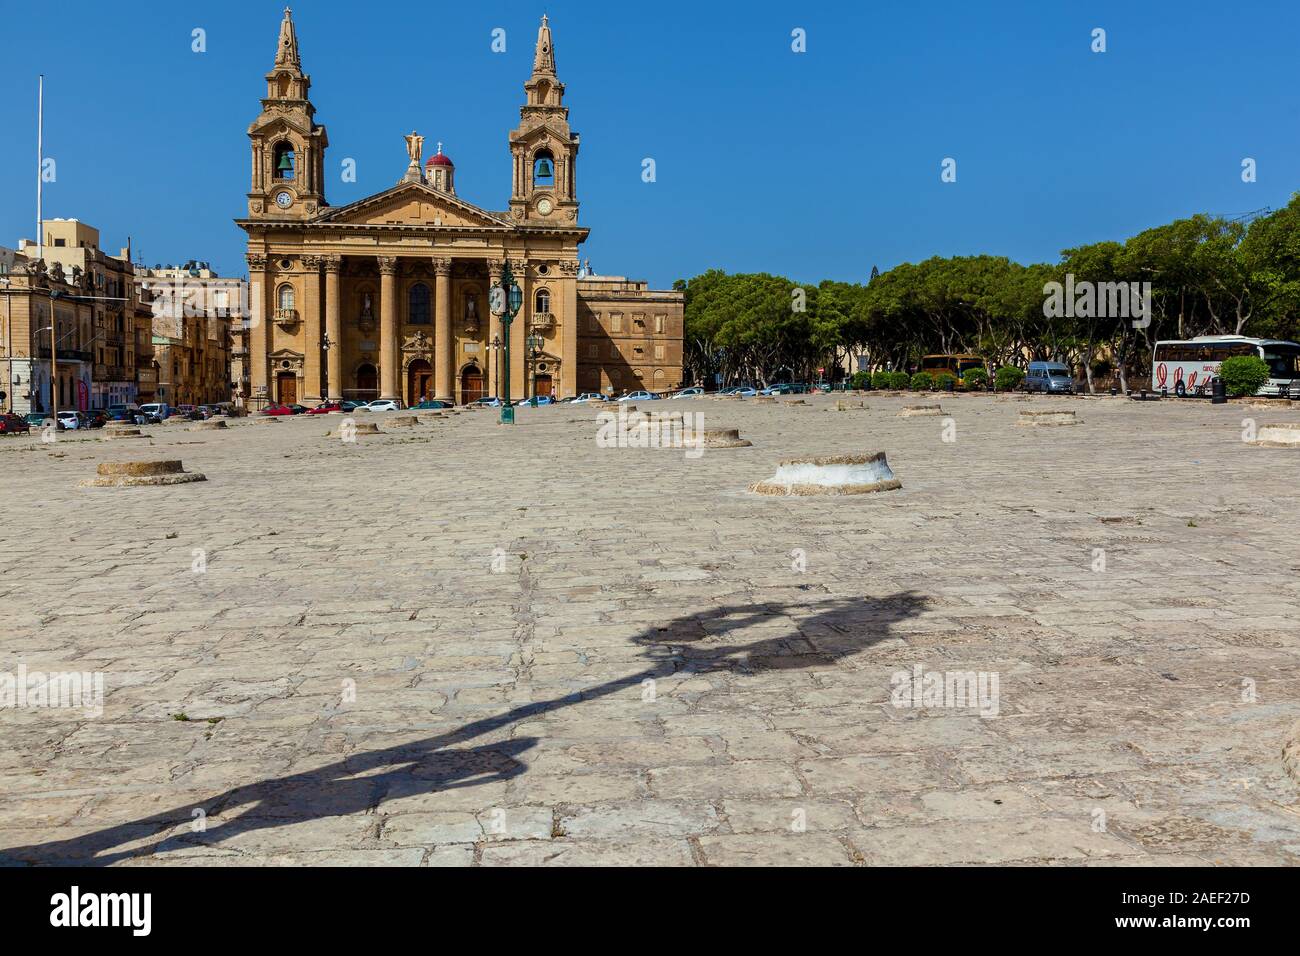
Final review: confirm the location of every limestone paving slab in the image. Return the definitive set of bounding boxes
[0,394,1298,865]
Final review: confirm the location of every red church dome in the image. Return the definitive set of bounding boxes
[425,147,453,167]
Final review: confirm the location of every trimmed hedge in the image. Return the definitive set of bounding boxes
[1218,355,1270,397]
[994,365,1026,391]
[962,367,989,388]
[849,370,872,390]
[910,371,934,390]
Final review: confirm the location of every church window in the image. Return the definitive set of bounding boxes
[273,141,296,181]
[534,289,550,314]
[408,283,431,324]
[277,284,295,311]
[533,149,555,187]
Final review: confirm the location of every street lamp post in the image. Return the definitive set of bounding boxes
[526,334,543,402]
[490,262,522,424]
[491,334,501,400]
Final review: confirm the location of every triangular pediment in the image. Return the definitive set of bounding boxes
[313,181,512,229]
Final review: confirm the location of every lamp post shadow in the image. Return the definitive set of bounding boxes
[2,591,927,866]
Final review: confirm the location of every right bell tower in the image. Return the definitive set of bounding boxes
[508,15,580,224]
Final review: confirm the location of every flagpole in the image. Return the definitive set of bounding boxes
[38,75,56,421]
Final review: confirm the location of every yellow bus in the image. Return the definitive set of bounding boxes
[920,354,985,383]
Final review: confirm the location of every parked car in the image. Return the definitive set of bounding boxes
[307,401,345,415]
[261,403,297,416]
[411,399,452,409]
[340,400,370,411]
[0,413,31,435]
[85,409,108,428]
[732,387,759,397]
[471,396,503,407]
[56,411,81,430]
[1024,361,1075,394]
[365,399,401,412]
[107,403,142,422]
[618,391,659,402]
[139,402,172,420]
[669,387,703,399]
[23,413,47,430]
[515,396,554,407]
[570,393,606,404]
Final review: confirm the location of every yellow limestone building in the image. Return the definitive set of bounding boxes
[238,10,684,407]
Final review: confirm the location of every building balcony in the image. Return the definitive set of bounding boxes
[275,308,300,330]
[531,312,556,330]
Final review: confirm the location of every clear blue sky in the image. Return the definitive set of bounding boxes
[1,1,1297,287]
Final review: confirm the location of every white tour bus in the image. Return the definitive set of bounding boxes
[1151,335,1300,397]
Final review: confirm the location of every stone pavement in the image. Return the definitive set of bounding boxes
[1,392,1298,866]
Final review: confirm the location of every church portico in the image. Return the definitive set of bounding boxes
[238,9,681,409]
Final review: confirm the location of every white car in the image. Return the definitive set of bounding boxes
[56,411,80,430]
[365,399,401,412]
[617,391,658,402]
[669,387,703,399]
[570,393,607,404]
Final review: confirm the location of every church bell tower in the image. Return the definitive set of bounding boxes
[246,7,329,219]
[509,15,579,223]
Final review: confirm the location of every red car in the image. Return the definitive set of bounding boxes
[307,401,344,415]
[0,413,31,435]
[260,403,297,416]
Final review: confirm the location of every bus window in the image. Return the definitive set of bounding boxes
[1263,348,1300,378]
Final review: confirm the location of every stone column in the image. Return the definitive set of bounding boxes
[487,259,503,399]
[247,253,270,410]
[301,256,324,403]
[433,257,453,402]
[561,260,579,399]
[378,256,399,401]
[324,256,342,400]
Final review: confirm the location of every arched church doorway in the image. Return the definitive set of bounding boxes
[276,371,297,405]
[534,374,553,398]
[460,364,485,404]
[355,363,378,401]
[408,359,432,406]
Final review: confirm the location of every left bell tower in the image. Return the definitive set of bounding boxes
[246,7,328,219]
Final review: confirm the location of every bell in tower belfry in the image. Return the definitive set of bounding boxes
[244,7,329,217]
[509,15,579,222]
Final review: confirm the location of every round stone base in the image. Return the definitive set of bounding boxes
[102,426,148,440]
[899,405,943,417]
[387,416,419,427]
[1252,423,1300,447]
[749,452,901,496]
[1018,410,1080,426]
[685,428,752,449]
[80,460,206,487]
[326,422,382,437]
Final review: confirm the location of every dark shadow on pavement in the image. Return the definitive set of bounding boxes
[1,591,926,865]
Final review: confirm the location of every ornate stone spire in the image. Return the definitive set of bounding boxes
[275,7,301,69]
[532,14,556,76]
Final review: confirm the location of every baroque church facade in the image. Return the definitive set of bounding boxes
[238,10,684,408]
